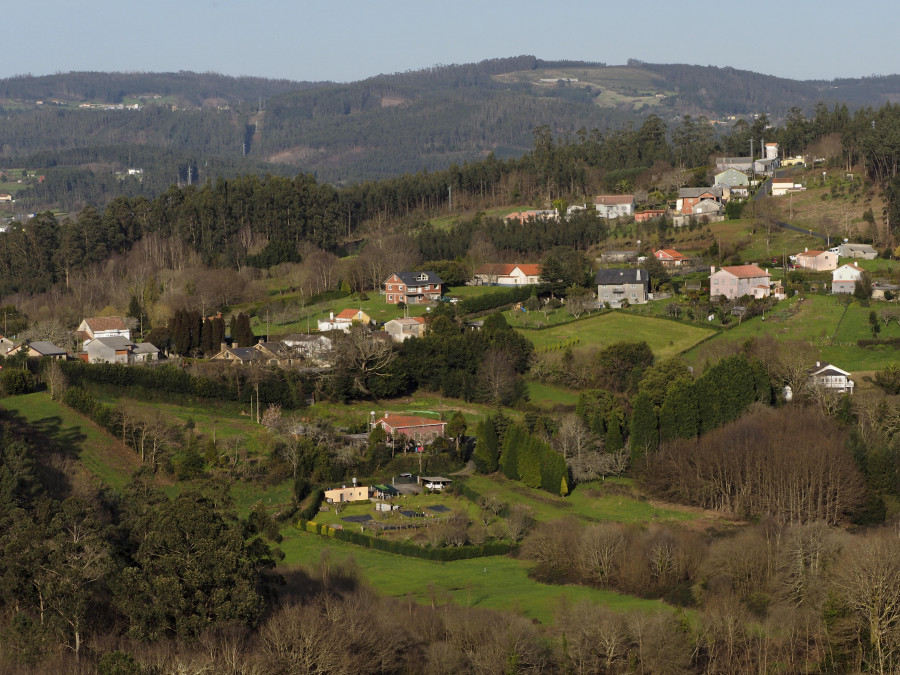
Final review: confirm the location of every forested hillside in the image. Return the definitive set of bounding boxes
[5,57,900,209]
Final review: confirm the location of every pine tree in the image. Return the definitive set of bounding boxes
[229,315,238,347]
[629,390,659,465]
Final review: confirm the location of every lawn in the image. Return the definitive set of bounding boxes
[278,523,669,623]
[520,311,716,361]
[462,474,695,525]
[525,380,580,408]
[683,293,900,372]
[0,392,141,490]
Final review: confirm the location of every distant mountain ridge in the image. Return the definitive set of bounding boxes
[1,57,900,202]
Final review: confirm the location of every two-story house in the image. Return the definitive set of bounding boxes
[77,316,131,343]
[383,272,444,305]
[593,195,635,219]
[676,187,724,215]
[795,249,837,272]
[384,317,426,343]
[710,265,772,300]
[595,268,649,306]
[832,262,866,294]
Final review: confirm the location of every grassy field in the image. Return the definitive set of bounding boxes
[278,523,669,623]
[463,474,696,525]
[683,294,900,372]
[0,392,141,490]
[520,311,716,361]
[525,380,580,408]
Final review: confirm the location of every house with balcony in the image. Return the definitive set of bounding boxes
[383,272,443,305]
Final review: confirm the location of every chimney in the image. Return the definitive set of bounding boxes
[816,361,821,368]
[220,342,227,352]
[329,311,334,321]
[710,265,716,275]
[636,269,641,280]
[804,247,808,252]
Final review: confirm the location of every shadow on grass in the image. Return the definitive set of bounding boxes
[0,407,87,499]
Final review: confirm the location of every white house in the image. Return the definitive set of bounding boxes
[77,316,131,342]
[771,178,805,197]
[593,195,635,219]
[473,263,541,286]
[809,361,854,395]
[317,309,372,332]
[832,262,865,294]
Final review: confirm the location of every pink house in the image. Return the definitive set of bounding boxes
[795,249,837,271]
[710,265,772,300]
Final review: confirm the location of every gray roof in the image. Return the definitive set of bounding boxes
[90,336,136,350]
[132,342,158,354]
[28,341,66,356]
[595,268,649,288]
[395,271,443,286]
[678,186,724,198]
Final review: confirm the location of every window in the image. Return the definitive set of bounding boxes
[388,295,393,301]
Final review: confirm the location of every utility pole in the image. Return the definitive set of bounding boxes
[256,381,260,423]
[448,185,453,211]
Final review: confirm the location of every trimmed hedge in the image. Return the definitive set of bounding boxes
[60,360,308,409]
[458,286,534,315]
[297,518,513,561]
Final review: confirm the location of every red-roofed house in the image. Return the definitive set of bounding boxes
[473,263,541,286]
[795,248,837,271]
[710,265,772,299]
[317,309,372,332]
[594,195,635,219]
[373,413,447,442]
[654,249,689,268]
[832,262,866,294]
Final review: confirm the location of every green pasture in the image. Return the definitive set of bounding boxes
[0,392,140,490]
[278,524,669,623]
[463,474,694,525]
[520,311,716,361]
[683,294,900,372]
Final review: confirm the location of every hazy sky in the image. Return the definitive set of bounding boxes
[10,0,900,83]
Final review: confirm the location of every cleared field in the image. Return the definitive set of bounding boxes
[520,311,716,360]
[0,392,141,490]
[278,524,669,623]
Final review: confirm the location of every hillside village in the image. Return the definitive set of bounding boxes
[9,72,900,673]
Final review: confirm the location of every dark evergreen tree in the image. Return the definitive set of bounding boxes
[629,390,659,464]
[473,417,499,473]
[659,377,699,442]
[605,412,624,453]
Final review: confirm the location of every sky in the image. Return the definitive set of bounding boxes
[9,0,900,83]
